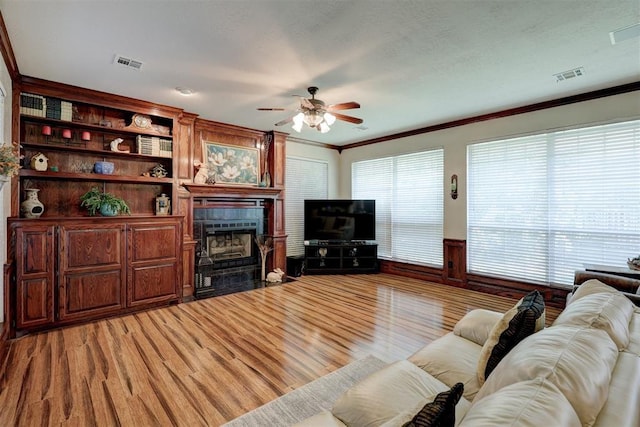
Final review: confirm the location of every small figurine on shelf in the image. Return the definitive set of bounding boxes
[110,137,130,153]
[149,164,168,178]
[30,152,49,171]
[193,160,210,184]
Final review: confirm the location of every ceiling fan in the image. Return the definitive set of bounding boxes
[258,86,363,133]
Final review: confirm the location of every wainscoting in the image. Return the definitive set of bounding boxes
[380,238,570,308]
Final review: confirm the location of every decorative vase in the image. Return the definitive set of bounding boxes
[260,171,271,187]
[155,193,171,215]
[0,175,9,191]
[99,204,118,217]
[21,188,45,218]
[94,161,114,174]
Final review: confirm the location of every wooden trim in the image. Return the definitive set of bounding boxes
[380,258,568,308]
[182,183,281,199]
[341,81,640,151]
[0,322,8,375]
[467,272,569,308]
[0,263,9,370]
[0,10,19,81]
[194,116,267,139]
[286,135,341,151]
[380,259,444,284]
[18,76,183,118]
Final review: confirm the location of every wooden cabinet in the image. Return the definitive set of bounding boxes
[9,217,182,333]
[13,224,55,329]
[127,221,181,306]
[304,242,379,275]
[58,223,126,322]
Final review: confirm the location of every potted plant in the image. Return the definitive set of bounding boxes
[80,187,131,216]
[0,141,22,181]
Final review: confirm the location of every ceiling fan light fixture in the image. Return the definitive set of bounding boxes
[319,122,331,133]
[292,112,305,132]
[304,111,323,127]
[324,112,336,126]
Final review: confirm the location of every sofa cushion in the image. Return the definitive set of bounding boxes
[554,290,634,350]
[476,290,545,385]
[409,333,483,401]
[401,382,463,427]
[453,309,502,346]
[458,378,581,427]
[627,310,640,356]
[332,360,471,427]
[593,351,640,427]
[474,325,618,427]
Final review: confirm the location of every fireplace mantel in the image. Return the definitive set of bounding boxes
[182,183,282,200]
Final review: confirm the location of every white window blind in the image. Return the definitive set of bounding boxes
[468,119,640,286]
[352,149,444,266]
[285,157,328,256]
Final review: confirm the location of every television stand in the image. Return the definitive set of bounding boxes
[304,241,378,275]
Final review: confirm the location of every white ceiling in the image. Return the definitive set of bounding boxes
[1,0,639,146]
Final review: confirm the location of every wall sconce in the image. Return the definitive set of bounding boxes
[451,174,458,199]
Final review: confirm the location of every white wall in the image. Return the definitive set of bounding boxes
[0,59,11,321]
[340,91,640,240]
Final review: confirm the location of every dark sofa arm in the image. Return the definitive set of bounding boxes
[573,270,640,305]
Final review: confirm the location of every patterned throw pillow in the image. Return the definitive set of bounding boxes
[477,290,546,385]
[402,382,464,427]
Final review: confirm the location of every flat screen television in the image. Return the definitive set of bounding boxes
[304,199,376,242]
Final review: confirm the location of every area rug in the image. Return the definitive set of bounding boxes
[223,355,388,426]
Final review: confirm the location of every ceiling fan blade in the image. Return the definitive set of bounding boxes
[275,116,294,126]
[257,108,287,111]
[327,101,360,111]
[332,112,363,125]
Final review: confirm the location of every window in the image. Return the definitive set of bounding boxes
[285,157,328,256]
[468,119,640,286]
[352,149,444,266]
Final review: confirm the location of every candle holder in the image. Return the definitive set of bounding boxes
[62,129,71,138]
[42,125,51,143]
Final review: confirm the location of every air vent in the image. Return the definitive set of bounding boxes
[114,55,143,70]
[610,23,640,45]
[553,67,585,82]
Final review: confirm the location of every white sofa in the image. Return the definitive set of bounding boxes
[295,279,640,426]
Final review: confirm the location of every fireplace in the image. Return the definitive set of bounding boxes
[193,209,265,298]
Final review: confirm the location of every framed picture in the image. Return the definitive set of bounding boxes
[202,141,260,185]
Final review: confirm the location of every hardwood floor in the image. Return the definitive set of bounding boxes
[0,274,561,426]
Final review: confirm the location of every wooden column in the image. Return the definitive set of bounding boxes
[175,112,198,299]
[268,131,288,274]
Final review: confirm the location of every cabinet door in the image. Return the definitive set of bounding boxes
[127,221,181,307]
[14,225,55,329]
[58,224,126,321]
